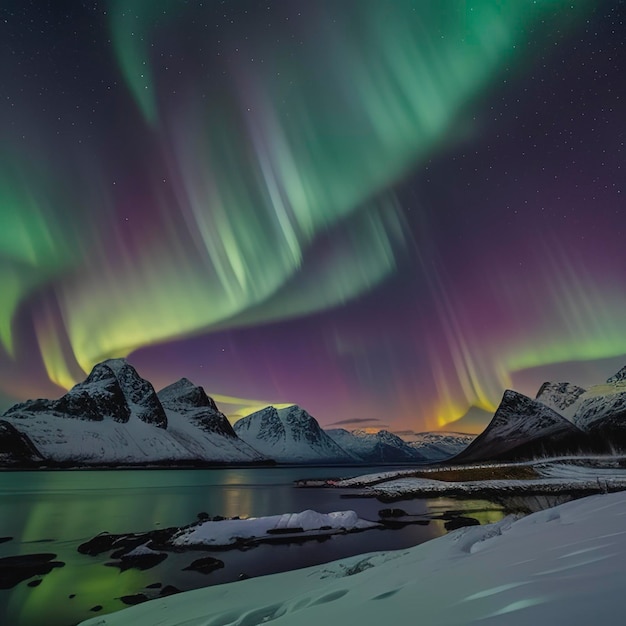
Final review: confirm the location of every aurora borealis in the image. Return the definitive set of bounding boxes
[1,1,624,431]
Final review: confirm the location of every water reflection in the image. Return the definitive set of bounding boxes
[0,468,507,626]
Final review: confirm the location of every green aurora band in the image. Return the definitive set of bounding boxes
[7,0,626,427]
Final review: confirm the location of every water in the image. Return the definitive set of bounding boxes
[0,467,505,626]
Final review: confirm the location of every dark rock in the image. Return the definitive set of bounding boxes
[90,605,103,612]
[107,551,168,571]
[0,553,65,589]
[266,527,304,535]
[160,585,181,597]
[183,556,224,575]
[197,512,210,521]
[68,594,76,599]
[78,533,119,556]
[27,579,42,588]
[79,528,179,557]
[119,593,149,606]
[444,517,480,531]
[238,573,250,580]
[0,537,12,544]
[51,391,101,421]
[378,508,408,518]
[0,420,43,465]
[102,359,167,427]
[145,582,162,589]
[68,363,130,422]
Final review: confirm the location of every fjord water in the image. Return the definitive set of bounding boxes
[0,467,505,626]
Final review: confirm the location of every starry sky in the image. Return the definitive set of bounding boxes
[1,0,624,433]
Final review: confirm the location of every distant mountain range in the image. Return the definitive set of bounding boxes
[5,358,623,468]
[0,359,470,468]
[325,429,427,463]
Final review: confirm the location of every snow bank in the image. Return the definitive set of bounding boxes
[332,457,626,498]
[171,509,380,547]
[79,490,626,626]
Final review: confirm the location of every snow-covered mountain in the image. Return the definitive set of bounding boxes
[535,381,587,414]
[157,378,266,463]
[607,366,626,384]
[535,368,626,445]
[2,360,268,466]
[406,431,475,461]
[453,389,585,463]
[325,428,427,463]
[234,405,356,463]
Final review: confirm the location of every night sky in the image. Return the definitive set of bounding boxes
[1,0,624,433]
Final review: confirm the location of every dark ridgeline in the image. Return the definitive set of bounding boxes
[451,366,626,463]
[0,420,42,467]
[157,377,238,438]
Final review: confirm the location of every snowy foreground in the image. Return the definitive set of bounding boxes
[81,490,626,626]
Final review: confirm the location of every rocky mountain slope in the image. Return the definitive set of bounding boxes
[453,366,626,463]
[452,390,586,463]
[157,378,265,462]
[534,368,626,446]
[2,360,268,467]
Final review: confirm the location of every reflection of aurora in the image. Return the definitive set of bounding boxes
[3,0,625,431]
[0,469,507,626]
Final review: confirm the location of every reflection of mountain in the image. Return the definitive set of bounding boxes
[234,406,355,464]
[2,360,268,467]
[453,366,626,463]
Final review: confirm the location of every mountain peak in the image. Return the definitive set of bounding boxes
[80,359,167,427]
[607,366,626,384]
[157,378,233,437]
[453,389,583,462]
[235,405,353,463]
[535,381,587,413]
[158,378,217,410]
[100,357,129,372]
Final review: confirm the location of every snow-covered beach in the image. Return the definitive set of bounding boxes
[330,456,626,500]
[79,488,626,626]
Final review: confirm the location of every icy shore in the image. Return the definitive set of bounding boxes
[79,489,626,626]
